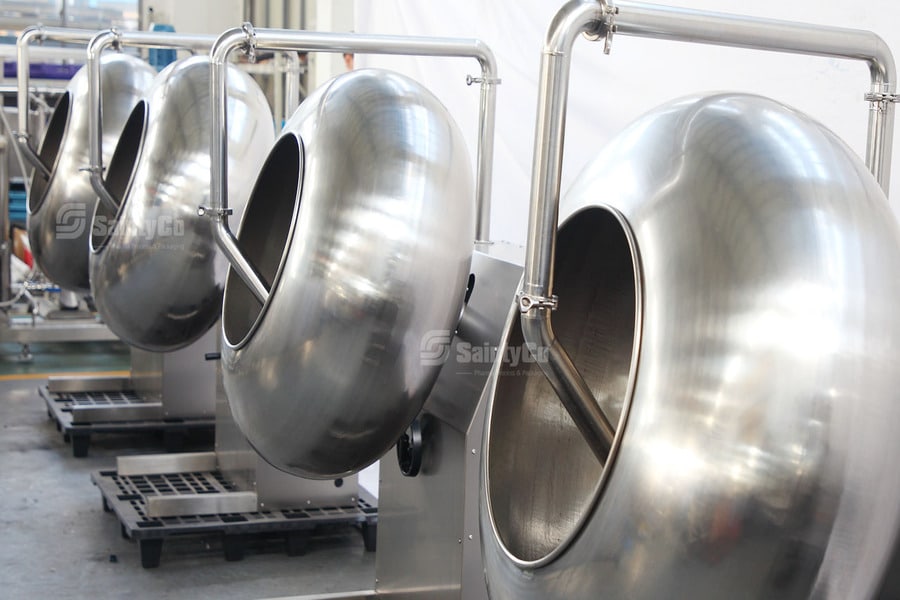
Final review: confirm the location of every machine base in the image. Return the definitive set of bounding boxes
[91,467,378,569]
[0,311,118,344]
[41,385,214,457]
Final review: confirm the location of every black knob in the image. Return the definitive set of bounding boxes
[397,418,423,477]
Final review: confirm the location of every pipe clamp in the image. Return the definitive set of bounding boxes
[466,74,502,86]
[517,291,559,313]
[198,205,233,218]
[865,91,900,111]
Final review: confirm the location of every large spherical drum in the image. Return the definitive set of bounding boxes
[221,69,475,479]
[481,94,900,599]
[27,53,156,292]
[89,56,275,351]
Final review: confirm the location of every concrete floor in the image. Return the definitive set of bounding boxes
[0,342,375,599]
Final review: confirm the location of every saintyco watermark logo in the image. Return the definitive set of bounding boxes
[419,329,549,368]
[56,202,185,241]
[54,203,87,240]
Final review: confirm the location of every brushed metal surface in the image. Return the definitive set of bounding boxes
[254,460,359,511]
[126,327,218,418]
[423,243,526,434]
[26,53,155,292]
[375,248,522,600]
[481,94,900,599]
[47,375,132,393]
[69,402,164,424]
[146,491,258,518]
[128,345,164,402]
[159,327,218,419]
[214,359,360,510]
[378,417,464,600]
[90,55,275,351]
[221,69,476,479]
[117,452,218,476]
[461,386,491,600]
[214,359,256,492]
[0,318,117,343]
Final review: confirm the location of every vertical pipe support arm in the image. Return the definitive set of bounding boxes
[207,25,271,305]
[281,51,302,119]
[520,0,898,462]
[86,29,122,213]
[87,29,220,214]
[519,0,616,465]
[16,26,97,176]
[471,42,499,243]
[206,25,502,306]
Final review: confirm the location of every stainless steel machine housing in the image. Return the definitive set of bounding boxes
[90,55,275,352]
[221,68,476,479]
[481,92,900,600]
[27,53,155,291]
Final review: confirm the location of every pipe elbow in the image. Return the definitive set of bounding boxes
[89,170,119,214]
[868,33,897,89]
[88,170,106,198]
[520,309,554,359]
[544,0,607,55]
[17,26,44,49]
[87,29,118,61]
[473,40,499,80]
[211,27,251,67]
[519,307,614,462]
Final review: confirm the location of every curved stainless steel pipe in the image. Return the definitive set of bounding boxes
[16,26,97,175]
[86,29,219,213]
[520,0,612,462]
[520,0,898,460]
[208,24,500,303]
[610,0,896,192]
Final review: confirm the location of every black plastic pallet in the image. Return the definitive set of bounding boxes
[41,385,214,457]
[92,468,378,568]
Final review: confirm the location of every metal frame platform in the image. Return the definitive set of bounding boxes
[42,384,214,457]
[0,312,118,344]
[92,468,378,568]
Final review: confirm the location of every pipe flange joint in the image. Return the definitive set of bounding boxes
[517,291,558,313]
[108,27,123,51]
[583,3,618,55]
[198,205,233,219]
[241,22,258,63]
[466,74,502,86]
[865,91,900,105]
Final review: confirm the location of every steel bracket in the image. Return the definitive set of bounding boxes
[583,4,619,55]
[198,205,233,218]
[466,74,502,86]
[517,291,559,313]
[241,21,258,62]
[865,91,900,112]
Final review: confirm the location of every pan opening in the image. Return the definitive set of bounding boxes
[486,206,640,566]
[91,101,147,253]
[28,92,71,213]
[223,134,302,347]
